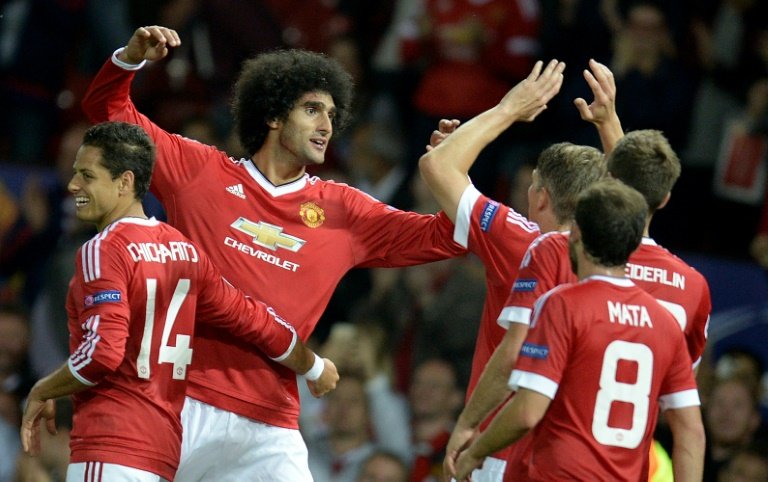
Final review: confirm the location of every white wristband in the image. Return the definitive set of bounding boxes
[303,353,324,381]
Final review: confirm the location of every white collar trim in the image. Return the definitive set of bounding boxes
[243,159,308,196]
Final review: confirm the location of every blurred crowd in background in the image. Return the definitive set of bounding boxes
[2,0,768,481]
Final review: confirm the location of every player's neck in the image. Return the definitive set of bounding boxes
[643,217,652,237]
[577,256,626,280]
[251,152,306,185]
[98,202,147,231]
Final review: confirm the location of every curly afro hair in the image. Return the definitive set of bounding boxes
[232,49,355,156]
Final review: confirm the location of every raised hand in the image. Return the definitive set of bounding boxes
[574,58,624,153]
[498,59,566,123]
[574,58,617,126]
[119,26,181,64]
[426,118,462,152]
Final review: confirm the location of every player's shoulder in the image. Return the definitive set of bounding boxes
[530,230,569,251]
[636,238,709,283]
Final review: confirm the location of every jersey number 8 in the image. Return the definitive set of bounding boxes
[592,340,653,449]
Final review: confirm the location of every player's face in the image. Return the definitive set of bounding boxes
[278,91,335,166]
[67,145,122,230]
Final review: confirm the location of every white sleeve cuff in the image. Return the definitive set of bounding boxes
[67,359,97,386]
[659,389,700,411]
[112,47,147,71]
[497,306,532,329]
[269,332,298,363]
[508,369,557,399]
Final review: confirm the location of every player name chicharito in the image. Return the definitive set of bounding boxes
[126,241,200,263]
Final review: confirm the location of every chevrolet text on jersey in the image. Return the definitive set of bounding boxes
[224,237,300,272]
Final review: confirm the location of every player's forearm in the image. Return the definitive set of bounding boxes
[418,106,520,222]
[466,397,532,460]
[668,407,706,482]
[276,339,316,375]
[29,363,90,402]
[594,114,624,155]
[459,346,516,429]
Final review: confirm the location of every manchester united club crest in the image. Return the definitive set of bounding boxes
[300,202,325,228]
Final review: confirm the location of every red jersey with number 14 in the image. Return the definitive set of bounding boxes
[66,218,297,480]
[509,276,699,481]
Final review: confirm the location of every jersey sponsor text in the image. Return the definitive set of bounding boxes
[225,236,300,272]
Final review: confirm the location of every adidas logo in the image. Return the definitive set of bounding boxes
[226,184,246,199]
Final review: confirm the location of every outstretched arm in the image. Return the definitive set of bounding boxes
[419,59,566,223]
[574,59,624,154]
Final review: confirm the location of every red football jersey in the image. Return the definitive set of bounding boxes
[627,238,711,367]
[509,276,699,481]
[498,231,575,328]
[66,218,297,480]
[82,58,466,429]
[502,235,711,367]
[453,186,538,464]
[453,186,539,397]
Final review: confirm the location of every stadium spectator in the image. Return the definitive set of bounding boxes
[356,450,409,482]
[307,373,378,482]
[0,302,34,481]
[717,443,768,482]
[408,358,463,482]
[704,375,768,481]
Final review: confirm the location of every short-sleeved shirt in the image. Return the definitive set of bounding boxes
[509,276,699,481]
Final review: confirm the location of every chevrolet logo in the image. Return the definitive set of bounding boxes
[230,218,305,252]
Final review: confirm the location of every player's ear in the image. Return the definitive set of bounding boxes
[118,170,136,196]
[657,191,671,210]
[267,118,281,129]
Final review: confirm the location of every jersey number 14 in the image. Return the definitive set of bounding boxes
[136,278,194,380]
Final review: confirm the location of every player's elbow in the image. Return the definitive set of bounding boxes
[418,150,441,185]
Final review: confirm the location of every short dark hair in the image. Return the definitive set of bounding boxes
[607,130,680,213]
[536,143,607,223]
[82,122,155,200]
[575,179,648,267]
[232,49,354,156]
